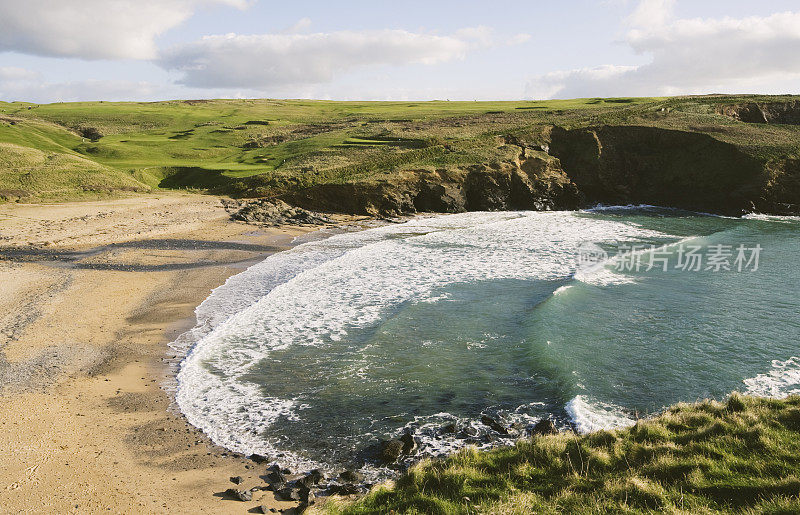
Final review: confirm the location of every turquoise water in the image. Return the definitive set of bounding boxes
[174,208,800,476]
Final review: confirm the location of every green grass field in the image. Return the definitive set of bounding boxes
[1,95,799,203]
[325,394,800,514]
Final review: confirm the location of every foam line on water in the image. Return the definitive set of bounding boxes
[583,204,738,219]
[565,395,635,433]
[743,357,800,398]
[742,213,800,223]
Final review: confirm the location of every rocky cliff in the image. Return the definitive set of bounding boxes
[719,101,800,125]
[283,124,798,217]
[284,146,581,216]
[548,125,768,215]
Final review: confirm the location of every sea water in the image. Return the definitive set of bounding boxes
[172,207,800,477]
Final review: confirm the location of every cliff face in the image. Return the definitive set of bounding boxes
[283,125,798,217]
[719,101,800,124]
[284,150,581,216]
[548,125,769,215]
[763,158,800,215]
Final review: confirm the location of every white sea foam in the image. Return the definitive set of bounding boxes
[742,213,800,223]
[565,395,635,433]
[173,211,669,466]
[743,357,800,398]
[552,285,573,296]
[584,204,736,219]
[574,266,638,286]
[583,203,662,213]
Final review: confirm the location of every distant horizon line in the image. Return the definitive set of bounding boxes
[3,93,798,106]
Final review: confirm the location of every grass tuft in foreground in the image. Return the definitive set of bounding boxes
[324,394,800,514]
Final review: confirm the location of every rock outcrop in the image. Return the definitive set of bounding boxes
[719,101,800,125]
[284,149,581,217]
[225,198,334,226]
[762,158,800,215]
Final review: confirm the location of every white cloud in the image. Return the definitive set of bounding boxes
[0,0,248,60]
[526,65,639,99]
[526,5,800,98]
[0,67,42,82]
[0,67,160,103]
[625,0,675,28]
[160,27,528,89]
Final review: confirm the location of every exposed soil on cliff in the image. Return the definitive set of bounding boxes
[283,148,581,217]
[719,101,800,125]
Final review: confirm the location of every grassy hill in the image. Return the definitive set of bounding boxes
[1,95,799,213]
[325,394,800,514]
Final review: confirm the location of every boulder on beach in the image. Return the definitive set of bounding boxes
[275,486,301,502]
[225,488,253,501]
[249,453,270,463]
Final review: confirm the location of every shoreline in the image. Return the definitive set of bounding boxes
[0,193,353,513]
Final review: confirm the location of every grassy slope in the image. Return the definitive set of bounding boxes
[0,97,662,201]
[1,95,799,202]
[327,394,800,514]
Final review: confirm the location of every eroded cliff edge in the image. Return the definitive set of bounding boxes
[284,123,800,217]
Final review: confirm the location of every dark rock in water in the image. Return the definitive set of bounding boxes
[298,469,325,488]
[380,439,404,462]
[339,470,364,483]
[249,453,269,464]
[481,415,509,435]
[308,468,325,483]
[225,488,252,501]
[399,432,417,454]
[281,468,292,475]
[532,418,559,436]
[441,423,458,434]
[229,476,244,485]
[459,425,478,438]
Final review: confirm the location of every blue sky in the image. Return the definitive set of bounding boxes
[1,0,800,102]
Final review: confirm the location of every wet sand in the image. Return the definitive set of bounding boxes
[0,194,347,513]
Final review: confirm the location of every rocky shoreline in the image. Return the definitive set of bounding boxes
[210,414,566,513]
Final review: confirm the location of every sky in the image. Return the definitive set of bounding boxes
[1,0,800,103]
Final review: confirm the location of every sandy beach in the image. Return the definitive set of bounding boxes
[0,194,340,514]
